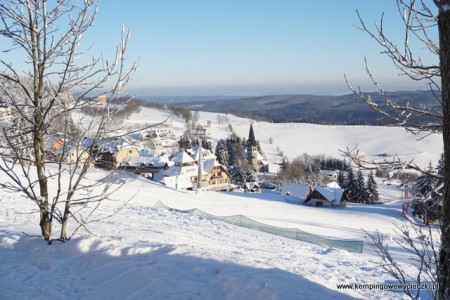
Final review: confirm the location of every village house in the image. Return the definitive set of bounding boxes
[155,148,231,191]
[55,145,94,170]
[154,150,198,190]
[120,153,172,179]
[144,126,172,139]
[94,137,140,169]
[304,182,348,208]
[45,135,65,156]
[243,182,261,193]
[202,161,231,191]
[43,135,93,169]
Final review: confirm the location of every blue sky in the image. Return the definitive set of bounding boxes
[3,1,439,96]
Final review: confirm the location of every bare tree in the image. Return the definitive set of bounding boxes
[364,224,439,299]
[0,0,139,243]
[344,0,450,297]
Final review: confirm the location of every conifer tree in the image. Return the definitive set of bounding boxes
[214,139,229,166]
[344,168,357,201]
[412,159,443,224]
[178,137,191,150]
[437,153,445,177]
[355,170,368,203]
[338,170,346,188]
[366,171,379,204]
[413,162,437,198]
[226,138,236,167]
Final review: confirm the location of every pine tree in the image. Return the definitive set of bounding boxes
[214,139,229,166]
[280,157,288,172]
[245,169,258,182]
[202,138,212,151]
[354,170,368,203]
[411,158,443,224]
[413,161,436,197]
[226,138,236,167]
[366,171,379,204]
[437,153,444,177]
[178,137,191,150]
[344,168,356,201]
[337,170,346,188]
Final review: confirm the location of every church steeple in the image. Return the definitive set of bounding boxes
[248,124,257,147]
[247,124,258,172]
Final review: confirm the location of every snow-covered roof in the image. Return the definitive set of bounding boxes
[280,183,311,199]
[326,181,341,189]
[202,159,215,174]
[140,149,153,157]
[172,151,196,165]
[95,137,138,153]
[82,137,95,149]
[121,154,171,168]
[162,159,218,178]
[128,133,144,141]
[310,187,346,205]
[163,165,198,177]
[244,182,260,190]
[187,146,217,161]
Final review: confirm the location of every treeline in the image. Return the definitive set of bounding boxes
[343,169,379,204]
[230,109,385,125]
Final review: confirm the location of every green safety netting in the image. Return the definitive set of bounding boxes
[153,200,364,253]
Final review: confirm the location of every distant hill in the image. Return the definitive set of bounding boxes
[172,90,440,126]
[140,95,242,104]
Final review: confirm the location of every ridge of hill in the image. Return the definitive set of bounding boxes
[175,90,439,125]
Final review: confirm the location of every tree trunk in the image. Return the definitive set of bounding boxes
[39,210,52,241]
[36,131,51,241]
[60,200,71,240]
[438,2,450,298]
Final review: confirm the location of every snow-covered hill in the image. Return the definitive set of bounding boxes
[0,107,441,299]
[125,107,442,171]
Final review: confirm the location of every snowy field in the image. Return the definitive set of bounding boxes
[0,107,442,299]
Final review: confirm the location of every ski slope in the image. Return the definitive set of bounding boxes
[0,107,441,299]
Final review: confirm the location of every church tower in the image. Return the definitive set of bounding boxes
[247,124,258,171]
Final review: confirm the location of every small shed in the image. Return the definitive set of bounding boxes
[244,182,260,193]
